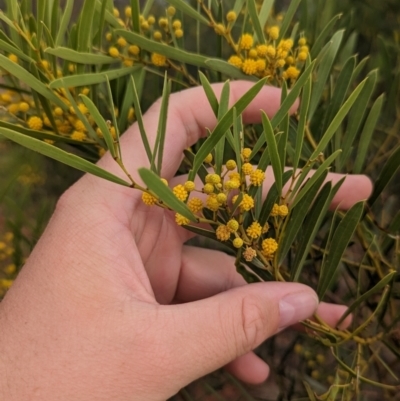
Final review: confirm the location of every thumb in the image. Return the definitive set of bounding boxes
[164,282,318,385]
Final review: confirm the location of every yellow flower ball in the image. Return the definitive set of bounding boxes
[153,31,163,40]
[224,180,240,190]
[142,192,157,206]
[232,237,243,248]
[270,203,280,217]
[240,194,254,211]
[184,181,196,192]
[109,46,120,58]
[278,204,289,217]
[298,37,307,46]
[204,153,213,163]
[246,221,262,239]
[123,58,134,67]
[105,32,113,41]
[205,173,221,185]
[147,15,156,25]
[124,6,132,17]
[242,162,253,175]
[248,48,258,59]
[113,7,120,17]
[151,53,167,66]
[243,246,257,261]
[261,238,278,256]
[203,183,214,194]
[172,20,182,29]
[174,29,184,39]
[216,193,227,205]
[256,59,266,72]
[187,197,203,213]
[54,107,63,117]
[206,194,220,211]
[250,169,265,186]
[226,11,237,22]
[158,17,168,28]
[297,51,308,61]
[71,130,86,141]
[241,58,258,75]
[27,116,43,130]
[228,55,243,68]
[268,26,279,40]
[7,103,19,114]
[275,58,285,68]
[242,148,252,160]
[216,225,231,241]
[227,219,239,233]
[8,54,18,63]
[226,159,237,170]
[117,37,127,48]
[173,184,188,201]
[175,213,190,226]
[239,33,254,50]
[279,39,294,51]
[128,45,140,56]
[214,23,225,35]
[286,66,300,80]
[167,6,176,16]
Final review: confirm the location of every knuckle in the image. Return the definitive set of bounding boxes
[236,295,268,353]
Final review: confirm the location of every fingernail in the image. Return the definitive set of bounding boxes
[279,292,318,329]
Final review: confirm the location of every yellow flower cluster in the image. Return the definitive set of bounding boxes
[226,26,309,83]
[0,232,16,298]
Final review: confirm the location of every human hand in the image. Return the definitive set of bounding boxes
[0,82,372,400]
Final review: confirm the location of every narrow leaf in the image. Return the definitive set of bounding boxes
[262,111,282,194]
[138,168,197,221]
[317,201,365,299]
[45,47,116,64]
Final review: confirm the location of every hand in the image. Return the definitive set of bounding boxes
[0,82,372,401]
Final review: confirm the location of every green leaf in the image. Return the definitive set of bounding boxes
[310,13,342,58]
[138,168,197,222]
[130,0,141,33]
[80,94,117,158]
[291,178,344,281]
[353,94,384,174]
[336,271,396,328]
[49,66,139,88]
[317,201,365,299]
[258,0,274,28]
[116,29,208,68]
[293,69,312,171]
[213,81,230,175]
[204,59,258,81]
[259,170,292,228]
[247,0,265,44]
[55,0,73,46]
[167,0,210,25]
[129,75,152,164]
[188,78,267,181]
[277,170,328,265]
[45,47,116,64]
[277,82,289,171]
[232,109,243,171]
[290,149,341,208]
[199,71,219,116]
[0,39,34,63]
[0,54,67,109]
[310,78,367,159]
[320,55,356,137]
[262,111,282,194]
[339,70,378,169]
[271,60,315,129]
[77,0,96,52]
[308,30,344,120]
[368,145,400,206]
[0,127,130,187]
[278,0,302,40]
[152,74,171,174]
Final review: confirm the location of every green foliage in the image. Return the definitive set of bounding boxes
[0,0,399,399]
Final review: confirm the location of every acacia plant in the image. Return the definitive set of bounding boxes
[0,0,399,399]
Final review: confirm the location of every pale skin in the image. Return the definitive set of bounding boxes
[0,81,372,400]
